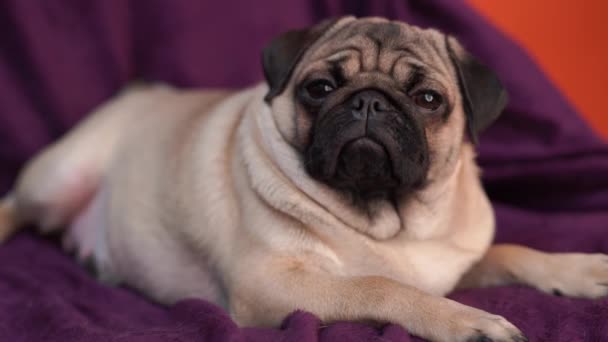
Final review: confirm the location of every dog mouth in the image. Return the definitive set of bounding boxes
[305,127,410,198]
[332,137,399,194]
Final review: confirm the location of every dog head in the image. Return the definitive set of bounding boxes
[262,17,507,200]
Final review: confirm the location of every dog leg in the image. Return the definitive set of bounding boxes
[0,85,155,241]
[457,244,608,298]
[230,257,526,342]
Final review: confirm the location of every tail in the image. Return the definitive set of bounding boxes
[0,195,20,242]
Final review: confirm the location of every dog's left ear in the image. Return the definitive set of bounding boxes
[262,18,341,103]
[445,36,508,144]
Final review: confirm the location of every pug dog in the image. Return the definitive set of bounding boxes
[1,16,607,342]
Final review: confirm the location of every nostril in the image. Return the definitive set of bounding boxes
[353,97,364,111]
[371,100,382,112]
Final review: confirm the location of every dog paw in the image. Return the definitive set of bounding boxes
[535,253,608,299]
[457,312,526,342]
[428,299,526,342]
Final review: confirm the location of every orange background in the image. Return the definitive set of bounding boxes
[467,0,608,138]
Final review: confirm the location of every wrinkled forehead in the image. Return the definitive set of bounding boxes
[295,18,453,84]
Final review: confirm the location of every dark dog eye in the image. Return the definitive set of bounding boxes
[305,79,335,100]
[412,90,443,111]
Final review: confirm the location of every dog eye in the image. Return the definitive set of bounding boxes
[304,79,335,100]
[412,90,443,111]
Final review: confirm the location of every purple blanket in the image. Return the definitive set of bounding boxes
[1,1,607,341]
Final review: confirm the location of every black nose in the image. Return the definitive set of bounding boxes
[350,90,395,120]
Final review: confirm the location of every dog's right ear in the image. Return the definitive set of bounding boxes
[262,18,341,103]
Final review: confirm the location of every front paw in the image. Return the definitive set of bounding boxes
[427,299,526,342]
[535,253,608,299]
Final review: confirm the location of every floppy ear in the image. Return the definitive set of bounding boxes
[262,18,340,103]
[445,36,508,144]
